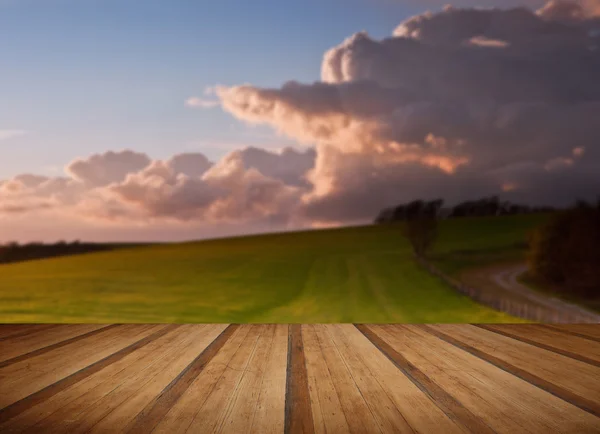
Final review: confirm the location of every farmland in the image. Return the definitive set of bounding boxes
[0,215,547,323]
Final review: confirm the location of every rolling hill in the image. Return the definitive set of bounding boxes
[0,215,547,323]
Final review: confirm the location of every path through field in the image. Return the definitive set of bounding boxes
[461,263,600,322]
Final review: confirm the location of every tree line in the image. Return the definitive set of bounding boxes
[0,241,144,265]
[386,196,599,301]
[374,196,555,224]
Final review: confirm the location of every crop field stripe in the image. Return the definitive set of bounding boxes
[354,324,495,434]
[124,323,239,434]
[0,324,118,368]
[421,324,600,418]
[475,324,600,367]
[0,324,178,424]
[541,324,600,343]
[284,324,315,434]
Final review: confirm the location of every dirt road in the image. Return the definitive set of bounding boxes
[461,263,600,323]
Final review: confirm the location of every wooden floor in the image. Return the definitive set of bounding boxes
[0,324,599,433]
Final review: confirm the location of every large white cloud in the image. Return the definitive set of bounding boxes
[217,0,600,221]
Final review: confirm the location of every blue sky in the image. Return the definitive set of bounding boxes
[0,0,421,178]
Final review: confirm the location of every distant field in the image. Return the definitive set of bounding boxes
[0,215,547,323]
[433,213,550,275]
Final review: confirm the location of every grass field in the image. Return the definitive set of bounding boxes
[0,215,547,323]
[432,213,550,275]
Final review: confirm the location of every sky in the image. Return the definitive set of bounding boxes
[0,0,416,176]
[1,0,599,242]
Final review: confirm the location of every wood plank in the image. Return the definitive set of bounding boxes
[0,325,169,423]
[312,324,380,433]
[22,326,213,433]
[181,324,263,433]
[302,324,349,434]
[0,325,33,339]
[477,324,600,367]
[81,325,228,434]
[218,325,280,434]
[419,325,600,430]
[0,325,159,394]
[124,324,238,434]
[357,324,493,434]
[0,325,116,367]
[249,324,288,434]
[325,324,429,433]
[380,325,600,433]
[333,325,465,434]
[548,324,600,341]
[426,324,600,415]
[0,325,58,341]
[150,324,252,434]
[285,324,314,434]
[544,325,600,343]
[0,325,186,433]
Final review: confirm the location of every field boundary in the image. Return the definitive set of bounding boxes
[415,256,599,323]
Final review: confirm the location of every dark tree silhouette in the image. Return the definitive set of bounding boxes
[528,200,600,297]
[403,217,438,258]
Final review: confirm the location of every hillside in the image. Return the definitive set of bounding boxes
[0,215,548,323]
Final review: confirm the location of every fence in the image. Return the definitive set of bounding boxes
[415,256,600,323]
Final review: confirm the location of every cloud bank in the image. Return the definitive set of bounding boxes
[2,0,599,240]
[217,0,600,221]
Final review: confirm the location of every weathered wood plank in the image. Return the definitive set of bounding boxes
[428,324,600,409]
[0,325,171,424]
[249,324,288,434]
[335,324,465,434]
[150,325,251,434]
[124,324,238,434]
[181,325,263,433]
[0,325,116,367]
[477,324,600,367]
[302,324,349,434]
[357,324,493,434]
[385,325,600,433]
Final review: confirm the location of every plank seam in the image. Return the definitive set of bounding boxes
[475,324,600,368]
[124,324,239,434]
[285,324,315,434]
[422,324,600,418]
[0,325,119,369]
[355,324,497,434]
[0,324,178,424]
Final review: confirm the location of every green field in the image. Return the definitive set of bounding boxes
[0,215,547,323]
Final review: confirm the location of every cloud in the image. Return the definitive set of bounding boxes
[0,147,315,229]
[216,0,600,221]
[185,97,221,109]
[537,0,600,21]
[66,150,152,187]
[0,130,27,141]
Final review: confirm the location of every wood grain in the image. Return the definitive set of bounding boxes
[424,324,600,419]
[476,324,600,367]
[0,324,598,433]
[124,324,238,434]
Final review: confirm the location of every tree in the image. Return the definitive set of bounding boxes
[528,201,600,297]
[403,216,438,258]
